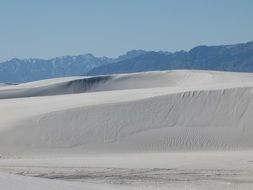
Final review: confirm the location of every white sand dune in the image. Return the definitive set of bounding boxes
[1,70,253,156]
[1,69,253,99]
[2,70,253,189]
[0,84,7,87]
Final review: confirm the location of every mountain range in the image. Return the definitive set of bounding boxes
[1,41,253,83]
[88,41,253,76]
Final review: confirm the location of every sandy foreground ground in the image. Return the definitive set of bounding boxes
[1,151,253,189]
[1,70,253,189]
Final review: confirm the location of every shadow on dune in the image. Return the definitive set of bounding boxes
[0,76,112,99]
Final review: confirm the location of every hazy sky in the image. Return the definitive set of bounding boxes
[0,0,253,61]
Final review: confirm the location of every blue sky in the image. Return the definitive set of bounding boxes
[0,0,253,61]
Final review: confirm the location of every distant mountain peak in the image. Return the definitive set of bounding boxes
[116,49,148,62]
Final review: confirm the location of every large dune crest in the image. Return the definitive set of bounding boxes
[1,70,253,99]
[1,70,253,156]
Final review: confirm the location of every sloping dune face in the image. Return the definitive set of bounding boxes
[1,70,253,156]
[1,70,253,99]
